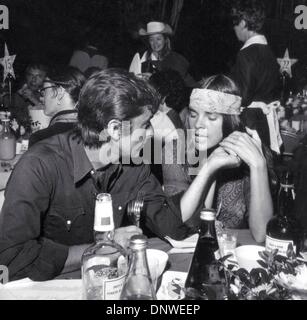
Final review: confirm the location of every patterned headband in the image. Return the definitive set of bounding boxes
[190,88,242,115]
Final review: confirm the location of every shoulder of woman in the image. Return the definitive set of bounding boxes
[169,51,186,60]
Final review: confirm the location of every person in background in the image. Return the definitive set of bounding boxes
[69,32,109,74]
[176,74,275,243]
[0,69,192,281]
[8,62,48,136]
[129,21,198,88]
[230,0,282,155]
[148,69,188,196]
[29,67,86,147]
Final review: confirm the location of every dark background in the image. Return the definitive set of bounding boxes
[1,0,307,90]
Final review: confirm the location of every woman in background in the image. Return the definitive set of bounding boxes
[148,69,188,196]
[129,21,197,88]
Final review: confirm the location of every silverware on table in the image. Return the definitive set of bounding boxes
[127,198,144,228]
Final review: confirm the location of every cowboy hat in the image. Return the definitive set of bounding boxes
[139,21,173,36]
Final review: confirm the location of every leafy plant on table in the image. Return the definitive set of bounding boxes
[219,244,305,300]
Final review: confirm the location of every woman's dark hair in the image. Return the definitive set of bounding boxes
[149,69,188,113]
[200,74,244,137]
[48,67,86,104]
[231,0,266,32]
[76,68,160,148]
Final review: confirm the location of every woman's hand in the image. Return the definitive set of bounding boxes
[219,128,266,170]
[207,145,242,172]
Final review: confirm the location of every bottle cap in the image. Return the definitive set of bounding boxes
[96,193,112,202]
[200,208,216,221]
[129,234,148,250]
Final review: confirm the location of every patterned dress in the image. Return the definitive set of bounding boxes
[181,165,251,230]
[215,173,250,229]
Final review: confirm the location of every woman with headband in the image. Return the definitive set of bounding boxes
[179,74,274,243]
[29,67,86,147]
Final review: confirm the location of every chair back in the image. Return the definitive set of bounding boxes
[280,130,300,155]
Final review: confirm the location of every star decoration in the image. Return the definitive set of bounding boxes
[277,49,298,78]
[0,43,16,82]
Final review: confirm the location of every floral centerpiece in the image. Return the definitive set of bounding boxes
[220,244,307,300]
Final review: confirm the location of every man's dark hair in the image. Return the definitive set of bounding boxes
[25,62,49,75]
[76,68,160,148]
[231,0,266,32]
[149,69,188,113]
[48,66,86,104]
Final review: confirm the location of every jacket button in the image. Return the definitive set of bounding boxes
[118,206,122,211]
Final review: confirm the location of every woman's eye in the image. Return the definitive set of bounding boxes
[189,110,197,118]
[208,114,218,121]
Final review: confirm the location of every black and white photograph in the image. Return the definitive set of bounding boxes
[1,0,307,305]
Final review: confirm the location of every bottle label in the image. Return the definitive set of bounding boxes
[101,273,126,300]
[94,200,114,232]
[84,271,126,300]
[83,255,127,300]
[265,235,296,257]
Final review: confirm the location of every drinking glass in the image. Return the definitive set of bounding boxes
[218,229,238,259]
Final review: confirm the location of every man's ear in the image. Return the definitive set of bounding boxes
[56,86,66,101]
[239,19,246,29]
[106,119,121,142]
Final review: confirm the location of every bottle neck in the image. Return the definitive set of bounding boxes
[93,195,114,239]
[277,184,295,218]
[199,219,217,239]
[94,230,114,243]
[129,248,150,275]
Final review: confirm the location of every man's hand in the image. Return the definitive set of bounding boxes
[114,226,143,249]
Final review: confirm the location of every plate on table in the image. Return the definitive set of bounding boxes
[0,278,82,300]
[157,271,187,300]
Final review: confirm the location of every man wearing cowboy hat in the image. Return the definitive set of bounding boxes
[129,21,198,88]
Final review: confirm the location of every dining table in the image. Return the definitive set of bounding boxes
[0,153,260,299]
[0,229,258,300]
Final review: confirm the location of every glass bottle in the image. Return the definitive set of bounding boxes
[266,171,302,256]
[184,208,226,300]
[121,234,156,300]
[0,103,7,121]
[0,118,16,160]
[81,193,128,300]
